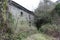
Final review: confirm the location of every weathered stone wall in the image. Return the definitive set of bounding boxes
[8,4,35,33]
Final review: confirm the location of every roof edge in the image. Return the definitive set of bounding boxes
[10,1,37,16]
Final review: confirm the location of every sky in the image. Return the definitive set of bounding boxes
[13,0,57,11]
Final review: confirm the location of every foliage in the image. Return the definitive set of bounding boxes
[0,0,14,40]
[54,3,60,16]
[9,29,38,40]
[34,0,56,30]
[35,17,51,30]
[8,12,14,24]
[24,33,56,40]
[0,0,7,28]
[35,0,55,17]
[50,3,60,16]
[39,24,60,33]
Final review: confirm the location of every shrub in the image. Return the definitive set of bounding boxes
[39,24,58,33]
[24,33,56,40]
[35,17,51,30]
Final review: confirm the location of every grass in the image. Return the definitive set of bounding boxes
[10,22,58,40]
[24,33,56,40]
[10,21,38,40]
[39,24,59,33]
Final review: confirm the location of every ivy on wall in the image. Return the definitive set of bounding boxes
[0,0,7,29]
[0,0,14,40]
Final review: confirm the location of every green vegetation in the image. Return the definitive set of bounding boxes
[24,33,56,40]
[0,0,14,40]
[0,0,60,40]
[39,24,59,33]
[54,3,60,16]
[34,0,60,40]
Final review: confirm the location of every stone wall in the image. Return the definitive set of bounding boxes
[8,3,35,33]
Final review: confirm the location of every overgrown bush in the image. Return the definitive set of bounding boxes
[24,33,56,40]
[55,3,60,16]
[10,30,38,40]
[40,24,58,32]
[35,17,51,30]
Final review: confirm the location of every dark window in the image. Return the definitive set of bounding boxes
[21,12,23,16]
[29,15,31,19]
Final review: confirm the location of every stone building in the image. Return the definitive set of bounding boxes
[8,1,36,33]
